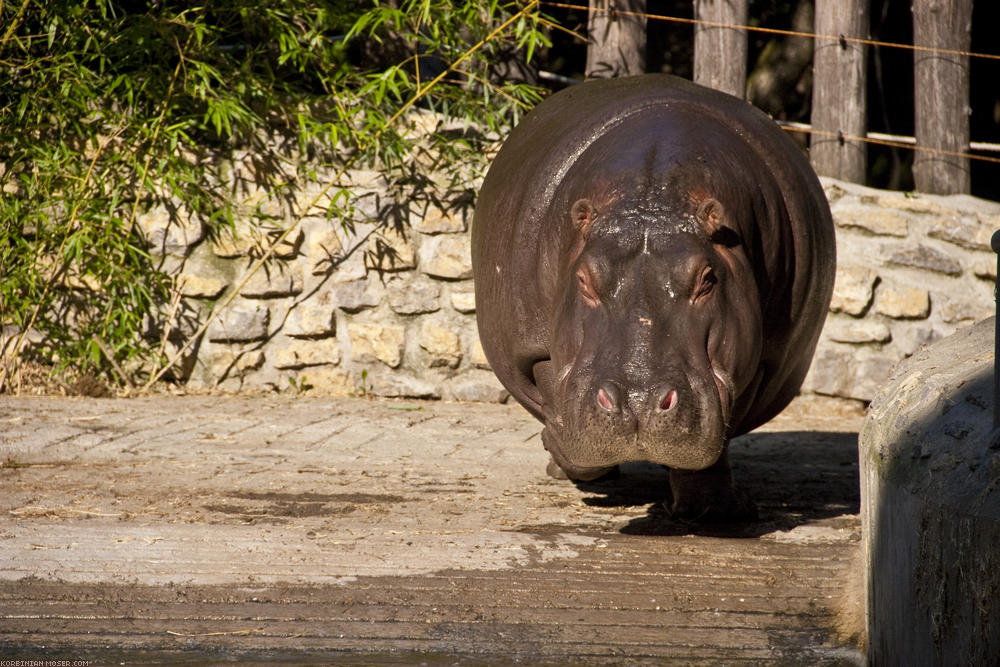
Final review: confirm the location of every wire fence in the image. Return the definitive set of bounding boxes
[539,1,1000,164]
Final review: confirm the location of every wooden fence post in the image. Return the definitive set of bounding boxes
[693,0,748,97]
[810,0,869,183]
[912,0,972,194]
[585,0,648,78]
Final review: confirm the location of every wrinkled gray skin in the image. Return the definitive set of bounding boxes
[472,74,835,521]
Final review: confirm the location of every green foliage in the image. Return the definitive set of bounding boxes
[0,0,549,393]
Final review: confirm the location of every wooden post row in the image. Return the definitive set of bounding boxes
[693,0,748,98]
[810,0,869,184]
[912,0,972,194]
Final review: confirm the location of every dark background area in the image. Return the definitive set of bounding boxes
[530,0,1000,201]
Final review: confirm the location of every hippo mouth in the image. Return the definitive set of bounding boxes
[542,360,734,475]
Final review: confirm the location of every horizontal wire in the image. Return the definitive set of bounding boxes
[537,1,1000,164]
[539,1,1000,61]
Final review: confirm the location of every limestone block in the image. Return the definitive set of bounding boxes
[207,347,265,379]
[887,244,962,276]
[938,299,993,324]
[850,354,899,403]
[874,284,930,319]
[469,335,492,370]
[411,203,467,234]
[213,222,302,260]
[873,192,945,215]
[802,344,897,402]
[388,280,441,315]
[894,325,937,357]
[419,235,473,280]
[928,215,993,251]
[137,206,205,255]
[207,302,269,342]
[368,372,440,399]
[291,367,353,395]
[445,372,510,403]
[419,319,463,368]
[830,266,878,316]
[285,298,336,338]
[241,265,303,298]
[178,274,226,299]
[348,321,405,368]
[366,227,416,272]
[825,318,892,344]
[450,288,476,313]
[802,346,853,398]
[831,205,910,237]
[334,279,384,313]
[273,338,341,369]
[304,225,344,276]
[973,259,997,282]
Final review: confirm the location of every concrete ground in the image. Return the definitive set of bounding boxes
[0,393,866,665]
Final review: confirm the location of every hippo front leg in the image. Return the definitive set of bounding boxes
[667,448,757,523]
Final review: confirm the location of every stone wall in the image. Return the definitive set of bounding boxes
[803,178,999,402]
[143,172,1000,404]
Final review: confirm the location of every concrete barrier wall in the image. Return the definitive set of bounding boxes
[144,169,1000,403]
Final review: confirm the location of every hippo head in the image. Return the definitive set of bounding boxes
[540,186,763,480]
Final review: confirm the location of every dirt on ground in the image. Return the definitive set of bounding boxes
[0,392,867,664]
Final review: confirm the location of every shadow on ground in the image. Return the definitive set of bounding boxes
[573,430,860,538]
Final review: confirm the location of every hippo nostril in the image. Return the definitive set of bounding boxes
[659,389,678,411]
[596,383,620,413]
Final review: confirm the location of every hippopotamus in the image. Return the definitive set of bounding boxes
[471,74,835,521]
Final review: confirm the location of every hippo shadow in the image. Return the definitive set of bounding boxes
[573,430,860,538]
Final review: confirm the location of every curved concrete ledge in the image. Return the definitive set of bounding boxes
[861,317,1000,665]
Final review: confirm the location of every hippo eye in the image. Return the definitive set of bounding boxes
[692,266,717,303]
[576,267,599,307]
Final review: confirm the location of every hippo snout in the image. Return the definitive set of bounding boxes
[594,381,679,419]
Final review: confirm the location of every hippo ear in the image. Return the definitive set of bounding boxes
[696,198,741,248]
[570,199,595,234]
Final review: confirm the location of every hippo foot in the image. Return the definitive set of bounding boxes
[545,455,618,482]
[667,465,758,524]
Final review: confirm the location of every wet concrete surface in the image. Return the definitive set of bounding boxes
[0,394,866,664]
